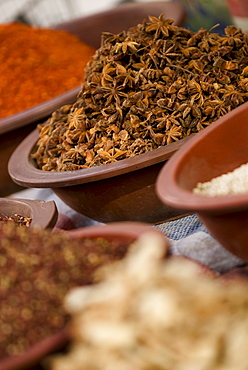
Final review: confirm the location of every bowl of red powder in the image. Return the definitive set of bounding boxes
[0,22,95,197]
[156,102,248,262]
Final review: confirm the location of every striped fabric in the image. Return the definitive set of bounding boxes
[0,0,118,27]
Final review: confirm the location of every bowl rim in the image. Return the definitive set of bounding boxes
[0,87,80,136]
[53,0,186,34]
[156,102,248,213]
[67,220,158,240]
[0,327,68,370]
[8,127,192,188]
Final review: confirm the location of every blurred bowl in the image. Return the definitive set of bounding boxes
[0,1,186,197]
[8,127,190,224]
[156,101,248,261]
[0,328,68,370]
[67,220,166,244]
[54,0,186,49]
[0,221,167,370]
[0,197,58,229]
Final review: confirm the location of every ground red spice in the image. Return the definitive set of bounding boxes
[0,22,96,119]
[0,223,130,359]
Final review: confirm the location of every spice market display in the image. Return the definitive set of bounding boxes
[0,222,131,360]
[32,14,248,171]
[2,10,248,370]
[0,22,95,119]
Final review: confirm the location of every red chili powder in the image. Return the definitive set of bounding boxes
[0,22,96,118]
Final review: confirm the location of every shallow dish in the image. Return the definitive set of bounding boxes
[0,221,166,370]
[0,197,58,229]
[8,127,190,224]
[156,101,248,261]
[0,1,186,197]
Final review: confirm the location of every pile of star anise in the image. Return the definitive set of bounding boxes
[32,15,248,171]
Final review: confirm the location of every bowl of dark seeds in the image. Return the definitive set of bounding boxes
[0,221,165,370]
[156,102,248,262]
[8,17,248,224]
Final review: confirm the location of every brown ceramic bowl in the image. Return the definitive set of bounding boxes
[0,221,167,370]
[54,1,186,49]
[156,101,248,262]
[8,127,191,224]
[0,1,186,197]
[0,197,58,229]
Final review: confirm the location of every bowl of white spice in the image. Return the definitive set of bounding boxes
[156,101,248,262]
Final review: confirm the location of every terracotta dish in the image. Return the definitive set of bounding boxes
[156,101,248,262]
[0,197,58,229]
[0,1,186,197]
[54,1,186,49]
[0,328,68,370]
[8,127,190,224]
[0,221,167,370]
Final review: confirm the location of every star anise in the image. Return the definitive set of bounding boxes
[114,41,139,54]
[99,83,128,106]
[166,125,182,145]
[145,15,175,39]
[32,16,248,172]
[68,107,86,130]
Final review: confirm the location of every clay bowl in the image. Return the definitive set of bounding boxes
[0,0,186,197]
[54,0,186,49]
[156,101,248,262]
[0,197,58,229]
[8,127,191,224]
[0,328,68,370]
[0,221,167,370]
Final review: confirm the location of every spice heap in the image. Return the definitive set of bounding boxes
[0,223,130,359]
[51,232,248,370]
[193,162,248,196]
[0,213,32,227]
[0,22,95,119]
[32,15,248,171]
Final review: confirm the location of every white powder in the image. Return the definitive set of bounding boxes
[193,162,248,196]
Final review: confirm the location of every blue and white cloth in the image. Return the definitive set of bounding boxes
[11,188,245,274]
[155,214,244,273]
